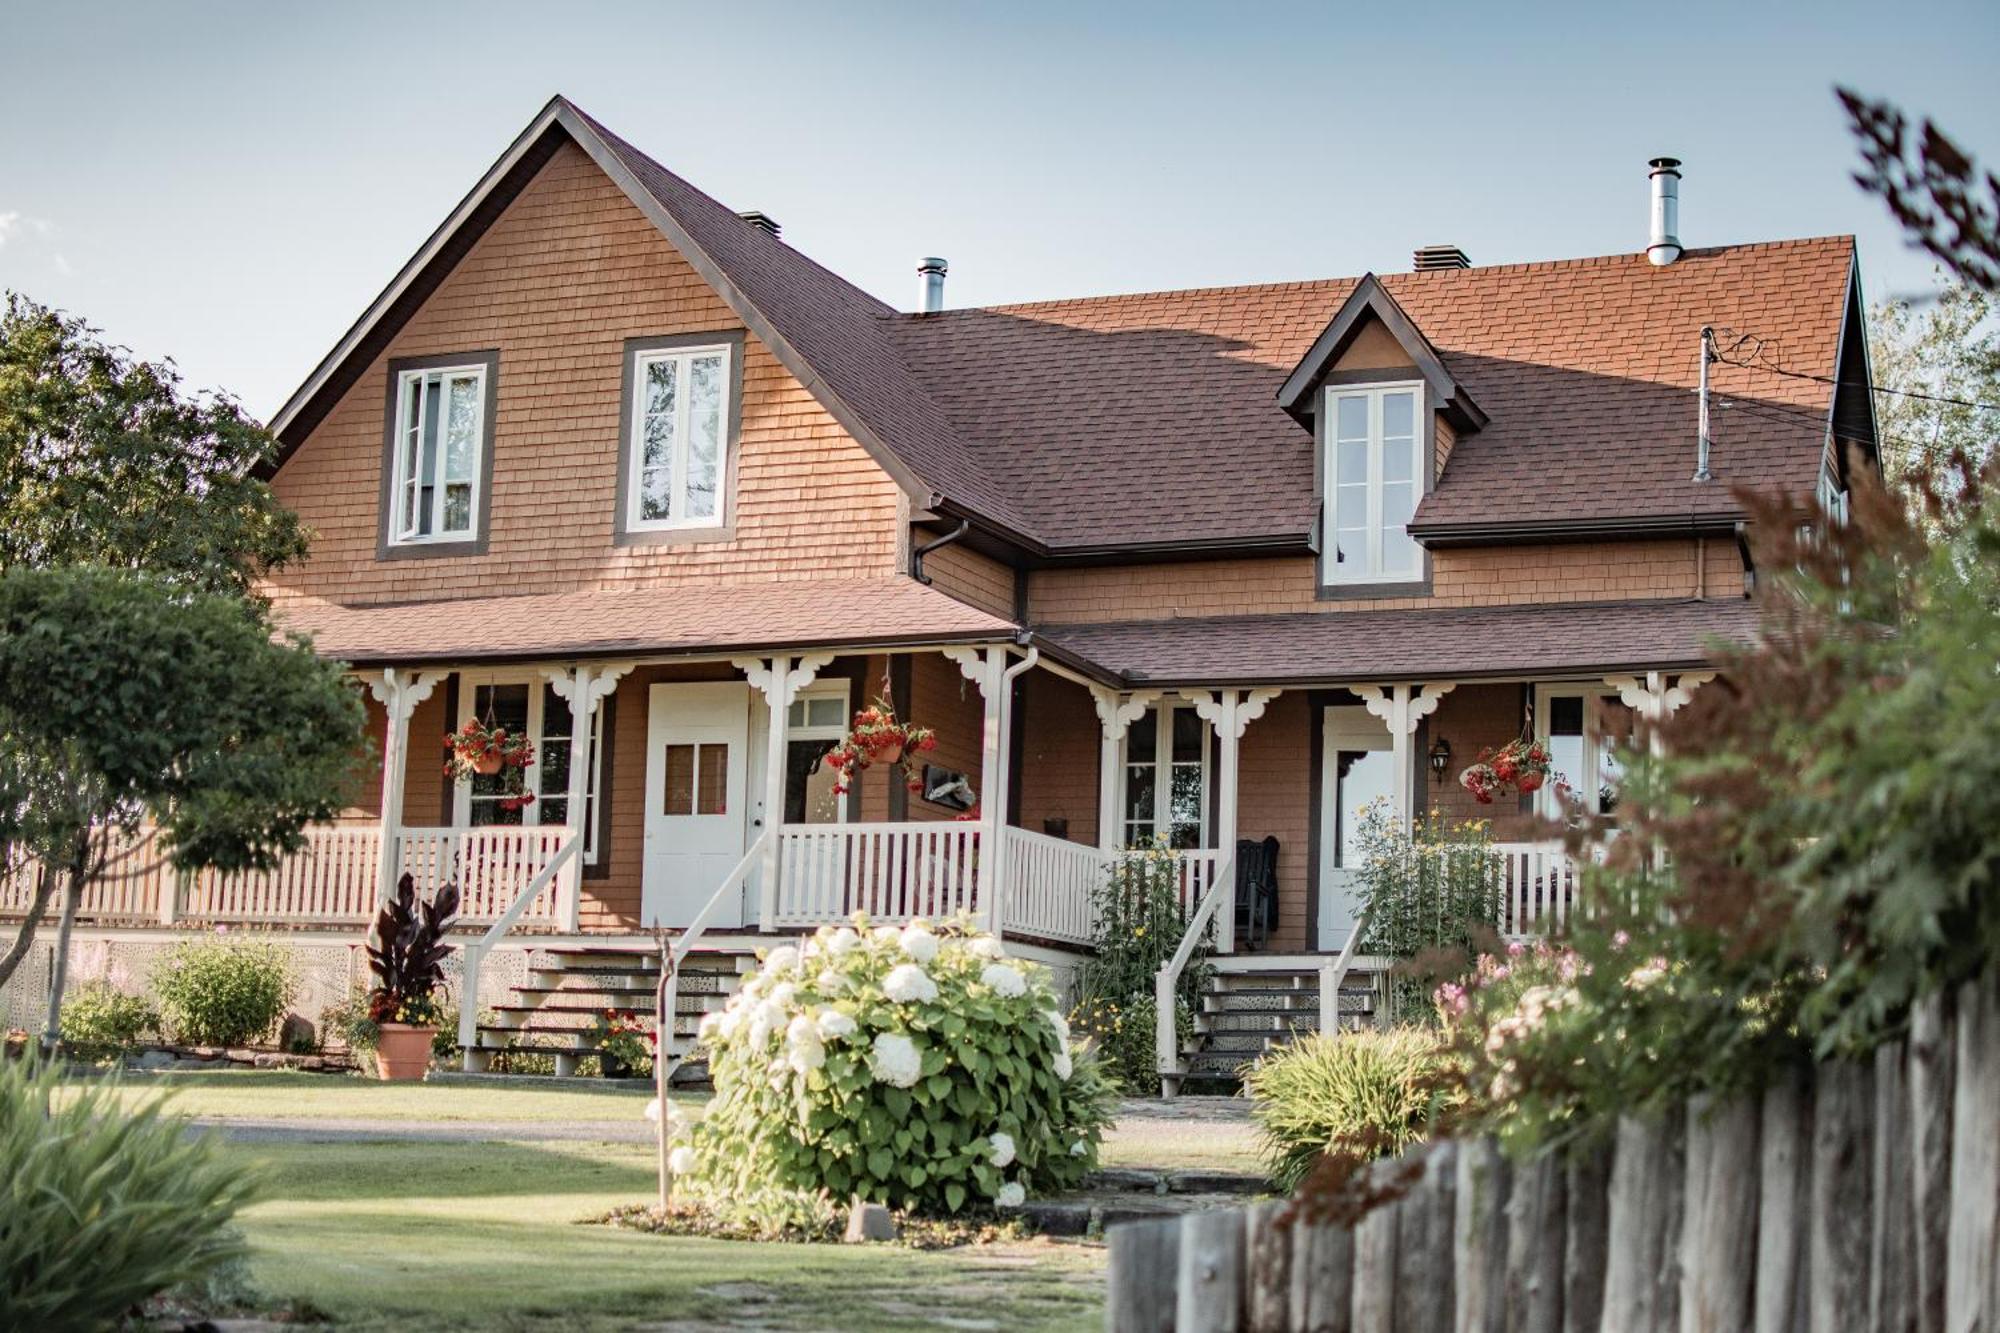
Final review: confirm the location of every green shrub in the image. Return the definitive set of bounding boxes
[677,914,1115,1216]
[1352,803,1505,1024]
[58,981,157,1061]
[151,935,296,1047]
[1244,1029,1463,1193]
[1073,840,1211,1092]
[0,1057,256,1330]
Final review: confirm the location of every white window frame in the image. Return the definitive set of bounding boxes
[1322,380,1426,586]
[452,672,607,864]
[625,343,733,533]
[1533,683,1628,822]
[1119,700,1212,849]
[784,681,853,827]
[390,364,487,545]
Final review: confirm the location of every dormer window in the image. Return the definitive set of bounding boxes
[381,351,497,557]
[1323,382,1424,585]
[616,333,743,543]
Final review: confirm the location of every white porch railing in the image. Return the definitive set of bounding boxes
[183,825,384,923]
[1491,840,1581,940]
[1000,827,1101,947]
[396,825,575,926]
[774,822,982,927]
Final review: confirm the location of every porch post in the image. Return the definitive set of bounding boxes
[1182,687,1281,955]
[735,653,832,930]
[1605,670,1715,757]
[368,668,447,906]
[1354,682,1456,827]
[544,661,634,934]
[943,645,1035,937]
[1089,689,1159,856]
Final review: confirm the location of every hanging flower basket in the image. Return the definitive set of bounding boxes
[1458,737,1553,803]
[444,719,535,806]
[820,698,938,796]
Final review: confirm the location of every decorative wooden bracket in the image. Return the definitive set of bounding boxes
[1090,688,1160,741]
[1352,682,1455,733]
[368,668,449,721]
[1605,671,1714,720]
[542,661,637,712]
[733,653,834,708]
[1179,688,1284,739]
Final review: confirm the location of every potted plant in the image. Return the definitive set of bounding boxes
[364,872,461,1081]
[821,699,938,796]
[444,718,535,807]
[592,1009,654,1079]
[1457,738,1554,803]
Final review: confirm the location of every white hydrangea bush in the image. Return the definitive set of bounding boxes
[674,913,1114,1215]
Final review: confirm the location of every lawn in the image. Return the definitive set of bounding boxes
[91,1069,677,1124]
[234,1137,1104,1332]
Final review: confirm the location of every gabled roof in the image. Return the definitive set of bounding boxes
[1274,273,1486,431]
[269,98,1864,560]
[265,96,1038,540]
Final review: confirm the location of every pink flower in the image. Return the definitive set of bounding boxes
[1506,940,1526,958]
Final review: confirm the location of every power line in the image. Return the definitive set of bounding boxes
[1707,329,2000,414]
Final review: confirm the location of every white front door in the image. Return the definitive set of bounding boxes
[1317,704,1398,950]
[643,682,750,928]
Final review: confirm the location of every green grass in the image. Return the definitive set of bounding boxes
[234,1138,1104,1332]
[85,1070,681,1123]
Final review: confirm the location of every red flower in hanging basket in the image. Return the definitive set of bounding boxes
[1458,762,1500,804]
[445,719,536,804]
[821,698,939,797]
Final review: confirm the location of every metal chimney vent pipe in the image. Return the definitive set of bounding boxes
[918,257,948,313]
[1413,244,1471,271]
[1648,158,1683,266]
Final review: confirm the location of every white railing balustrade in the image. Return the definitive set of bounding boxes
[1173,849,1223,916]
[1154,849,1237,1095]
[1491,841,1581,939]
[396,825,574,925]
[183,825,384,924]
[774,822,981,927]
[999,827,1101,947]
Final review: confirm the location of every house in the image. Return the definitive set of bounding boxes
[0,99,1875,1084]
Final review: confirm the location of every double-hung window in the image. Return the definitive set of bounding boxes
[1324,382,1423,585]
[626,343,732,532]
[1121,701,1210,849]
[391,363,488,544]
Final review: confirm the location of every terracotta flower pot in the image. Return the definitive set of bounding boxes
[471,753,504,776]
[1516,772,1546,794]
[375,1023,436,1081]
[876,741,904,764]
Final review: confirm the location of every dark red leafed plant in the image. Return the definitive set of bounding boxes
[365,872,461,1026]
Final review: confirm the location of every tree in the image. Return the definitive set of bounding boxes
[0,567,364,1047]
[1869,278,2000,482]
[0,293,306,595]
[1841,88,2000,292]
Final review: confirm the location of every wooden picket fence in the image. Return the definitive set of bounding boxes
[1108,974,2000,1332]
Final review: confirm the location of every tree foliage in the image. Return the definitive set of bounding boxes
[0,293,306,595]
[1869,278,2000,481]
[1842,88,2000,292]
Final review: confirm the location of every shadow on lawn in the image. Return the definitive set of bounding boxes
[246,1139,658,1203]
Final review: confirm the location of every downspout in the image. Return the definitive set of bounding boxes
[1734,520,1755,596]
[910,519,971,585]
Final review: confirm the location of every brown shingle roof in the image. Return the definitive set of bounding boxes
[274,578,1017,667]
[1033,598,1759,688]
[893,239,1855,552]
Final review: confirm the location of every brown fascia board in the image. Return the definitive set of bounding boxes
[319,624,1016,671]
[1408,512,1748,547]
[1275,274,1488,432]
[1106,651,1729,692]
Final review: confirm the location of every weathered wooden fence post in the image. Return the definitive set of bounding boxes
[1906,989,1954,1333]
[1602,1113,1684,1331]
[1561,1142,1611,1333]
[1350,1162,1400,1333]
[1395,1141,1457,1333]
[1109,1217,1180,1333]
[1243,1200,1293,1333]
[1454,1136,1509,1333]
[1754,1069,1812,1333]
[1178,1207,1246,1332]
[1288,1207,1354,1333]
[1870,1039,1916,1333]
[1504,1146,1566,1333]
[1682,1093,1759,1333]
[1946,975,1998,1332]
[1808,1059,1874,1332]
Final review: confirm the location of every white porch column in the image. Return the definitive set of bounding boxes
[367,667,447,906]
[735,653,832,930]
[1088,688,1159,855]
[1353,682,1456,826]
[543,661,635,933]
[1181,687,1282,954]
[1605,670,1715,757]
[942,646,1037,937]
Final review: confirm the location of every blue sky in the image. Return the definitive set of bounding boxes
[2,0,1996,418]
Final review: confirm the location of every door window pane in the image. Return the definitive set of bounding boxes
[696,744,728,815]
[663,744,695,816]
[787,739,843,823]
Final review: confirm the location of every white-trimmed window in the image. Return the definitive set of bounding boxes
[392,364,487,544]
[784,684,852,825]
[1121,701,1210,848]
[627,343,731,531]
[1534,685,1635,821]
[1324,382,1423,584]
[455,675,606,863]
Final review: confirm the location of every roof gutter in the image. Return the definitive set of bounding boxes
[1410,512,1747,548]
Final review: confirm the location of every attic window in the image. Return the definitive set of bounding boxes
[389,359,493,548]
[1323,382,1424,586]
[617,333,743,543]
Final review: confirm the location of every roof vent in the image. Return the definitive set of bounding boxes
[738,210,781,240]
[918,257,949,314]
[1413,245,1471,272]
[1647,158,1682,266]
